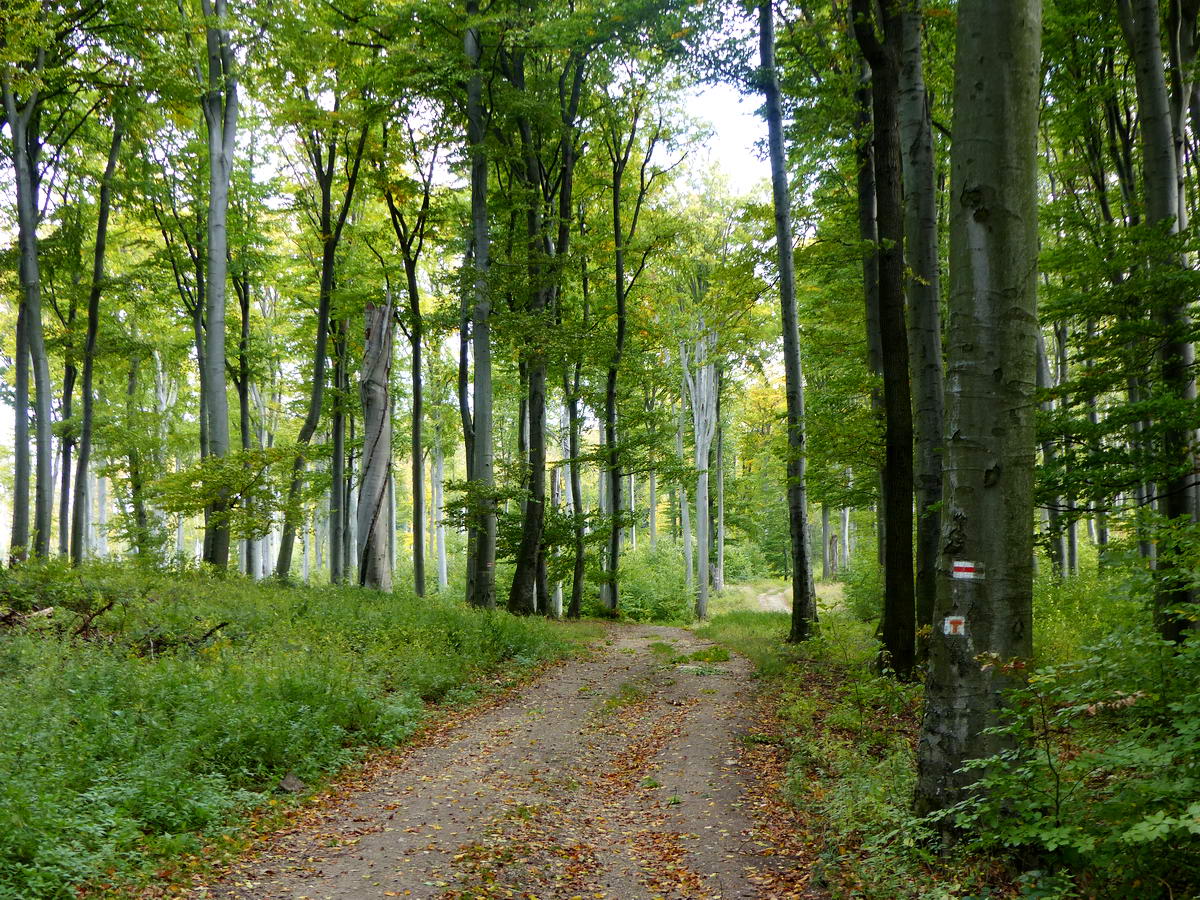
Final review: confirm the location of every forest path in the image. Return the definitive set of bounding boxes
[195,623,797,899]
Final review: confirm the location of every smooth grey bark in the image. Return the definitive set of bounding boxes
[10,306,30,561]
[232,267,257,578]
[198,0,239,569]
[466,0,496,608]
[821,503,831,581]
[1036,330,1067,576]
[358,292,395,591]
[841,503,851,570]
[648,471,657,548]
[914,0,1042,820]
[2,69,54,559]
[457,245,478,602]
[330,320,349,584]
[1119,0,1197,642]
[759,0,818,641]
[125,355,151,557]
[715,398,725,591]
[682,331,718,619]
[434,428,449,591]
[676,391,694,593]
[96,472,108,558]
[899,0,945,637]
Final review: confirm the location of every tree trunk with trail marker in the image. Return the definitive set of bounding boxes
[914,0,1042,821]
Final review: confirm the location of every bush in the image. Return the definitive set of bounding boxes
[1032,565,1143,665]
[842,554,883,623]
[0,562,574,899]
[609,543,693,624]
[949,626,1200,897]
[722,541,770,582]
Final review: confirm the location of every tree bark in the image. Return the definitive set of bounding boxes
[2,79,54,559]
[1118,0,1196,642]
[914,0,1042,821]
[466,0,496,608]
[898,0,945,640]
[683,332,718,619]
[854,0,917,679]
[358,293,395,591]
[199,0,239,569]
[10,305,30,561]
[71,122,124,564]
[274,126,368,578]
[760,0,819,641]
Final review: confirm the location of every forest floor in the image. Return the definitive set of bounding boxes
[191,622,819,900]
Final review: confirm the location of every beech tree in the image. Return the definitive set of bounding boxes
[914,0,1042,820]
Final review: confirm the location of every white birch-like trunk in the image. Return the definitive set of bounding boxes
[302,516,310,583]
[434,436,448,591]
[648,471,657,548]
[97,474,108,558]
[676,397,693,591]
[715,422,725,591]
[682,332,718,618]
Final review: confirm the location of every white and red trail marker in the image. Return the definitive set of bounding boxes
[943,615,967,636]
[951,560,980,580]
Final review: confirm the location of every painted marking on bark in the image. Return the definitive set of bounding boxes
[943,616,966,636]
[952,560,979,579]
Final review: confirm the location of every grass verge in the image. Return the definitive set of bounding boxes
[0,560,602,899]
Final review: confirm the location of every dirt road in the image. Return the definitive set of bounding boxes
[194,624,797,899]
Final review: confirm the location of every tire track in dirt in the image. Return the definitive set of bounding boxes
[192,623,802,899]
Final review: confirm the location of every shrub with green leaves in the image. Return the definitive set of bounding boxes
[0,563,573,899]
[606,543,693,624]
[949,625,1200,896]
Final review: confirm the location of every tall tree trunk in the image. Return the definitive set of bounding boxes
[330,320,348,584]
[10,306,30,561]
[648,471,657,548]
[434,428,449,591]
[760,0,818,641]
[1036,331,1067,575]
[854,0,917,679]
[683,332,718,619]
[676,393,694,593]
[822,503,831,581]
[914,0,1042,820]
[199,0,239,569]
[509,97,551,615]
[71,123,124,564]
[1119,0,1196,642]
[459,245,478,604]
[234,271,258,578]
[2,91,54,559]
[604,186,627,611]
[898,0,944,638]
[358,294,394,591]
[715,387,725,591]
[403,258,426,597]
[126,356,151,557]
[466,0,496,608]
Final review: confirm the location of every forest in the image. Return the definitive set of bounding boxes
[1,0,1199,897]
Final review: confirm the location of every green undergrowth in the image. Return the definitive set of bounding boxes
[701,572,1200,899]
[0,560,595,900]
